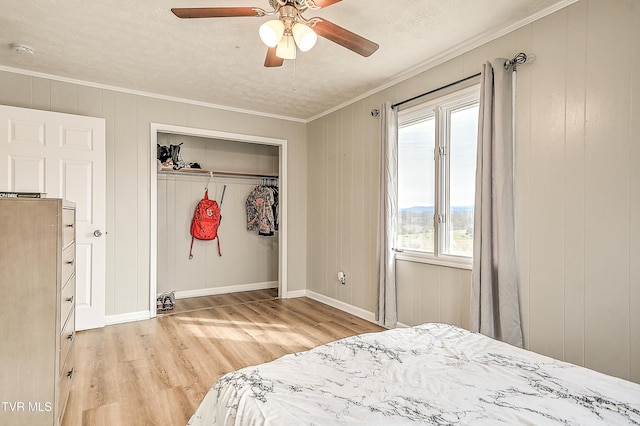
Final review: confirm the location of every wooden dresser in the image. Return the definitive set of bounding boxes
[0,198,76,426]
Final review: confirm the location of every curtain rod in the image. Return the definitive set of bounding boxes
[391,52,528,110]
[391,73,480,109]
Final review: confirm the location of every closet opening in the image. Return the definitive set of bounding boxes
[149,123,288,318]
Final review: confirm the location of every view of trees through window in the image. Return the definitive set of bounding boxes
[397,90,479,259]
[446,103,479,256]
[398,115,435,252]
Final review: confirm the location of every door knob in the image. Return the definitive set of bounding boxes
[94,230,103,237]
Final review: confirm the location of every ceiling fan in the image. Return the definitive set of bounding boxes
[171,0,379,67]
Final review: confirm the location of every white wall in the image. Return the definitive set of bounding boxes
[307,0,640,383]
[0,71,308,317]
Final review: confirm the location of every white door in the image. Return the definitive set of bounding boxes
[0,104,106,331]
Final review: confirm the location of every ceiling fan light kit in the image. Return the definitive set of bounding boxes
[259,19,285,47]
[171,0,379,67]
[259,4,316,59]
[276,35,297,59]
[292,22,317,52]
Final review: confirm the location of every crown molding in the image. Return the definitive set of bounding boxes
[307,0,580,122]
[0,65,306,123]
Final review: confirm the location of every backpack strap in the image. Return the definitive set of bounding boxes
[189,188,208,260]
[190,235,220,258]
[216,184,225,257]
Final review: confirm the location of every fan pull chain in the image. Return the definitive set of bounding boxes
[293,57,297,91]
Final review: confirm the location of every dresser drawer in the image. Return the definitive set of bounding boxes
[62,243,76,286]
[58,348,74,425]
[59,308,75,376]
[62,208,75,247]
[61,274,75,329]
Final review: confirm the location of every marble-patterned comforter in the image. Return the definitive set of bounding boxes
[188,323,640,425]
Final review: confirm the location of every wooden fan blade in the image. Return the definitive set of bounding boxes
[312,19,379,57]
[264,47,284,67]
[171,7,264,19]
[309,0,342,7]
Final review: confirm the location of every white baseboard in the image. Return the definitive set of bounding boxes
[284,289,307,298]
[107,286,375,328]
[105,310,151,326]
[170,281,278,299]
[305,291,377,324]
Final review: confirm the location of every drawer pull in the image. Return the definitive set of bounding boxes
[66,295,74,304]
[67,332,74,341]
[66,223,74,229]
[65,260,74,265]
[67,368,74,380]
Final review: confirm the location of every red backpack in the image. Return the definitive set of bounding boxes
[189,189,222,259]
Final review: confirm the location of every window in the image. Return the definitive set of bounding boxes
[396,87,479,267]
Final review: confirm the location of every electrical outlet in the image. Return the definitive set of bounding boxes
[338,271,346,285]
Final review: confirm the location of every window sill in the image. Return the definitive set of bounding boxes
[395,250,472,271]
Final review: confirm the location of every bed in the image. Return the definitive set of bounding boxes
[188,323,640,425]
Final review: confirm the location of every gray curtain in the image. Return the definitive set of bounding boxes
[377,101,398,328]
[471,59,523,347]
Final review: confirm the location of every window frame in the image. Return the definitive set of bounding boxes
[395,85,480,270]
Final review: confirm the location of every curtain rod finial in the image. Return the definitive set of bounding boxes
[506,52,529,69]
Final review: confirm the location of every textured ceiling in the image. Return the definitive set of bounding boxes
[0,0,570,121]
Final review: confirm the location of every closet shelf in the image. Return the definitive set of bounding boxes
[159,168,278,179]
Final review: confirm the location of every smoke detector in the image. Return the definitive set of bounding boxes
[10,43,35,55]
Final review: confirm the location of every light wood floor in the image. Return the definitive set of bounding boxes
[62,290,383,426]
[156,288,278,316]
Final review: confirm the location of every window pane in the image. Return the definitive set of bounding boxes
[397,117,435,252]
[446,104,478,256]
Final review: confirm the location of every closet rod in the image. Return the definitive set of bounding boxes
[159,170,278,181]
[391,52,528,110]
